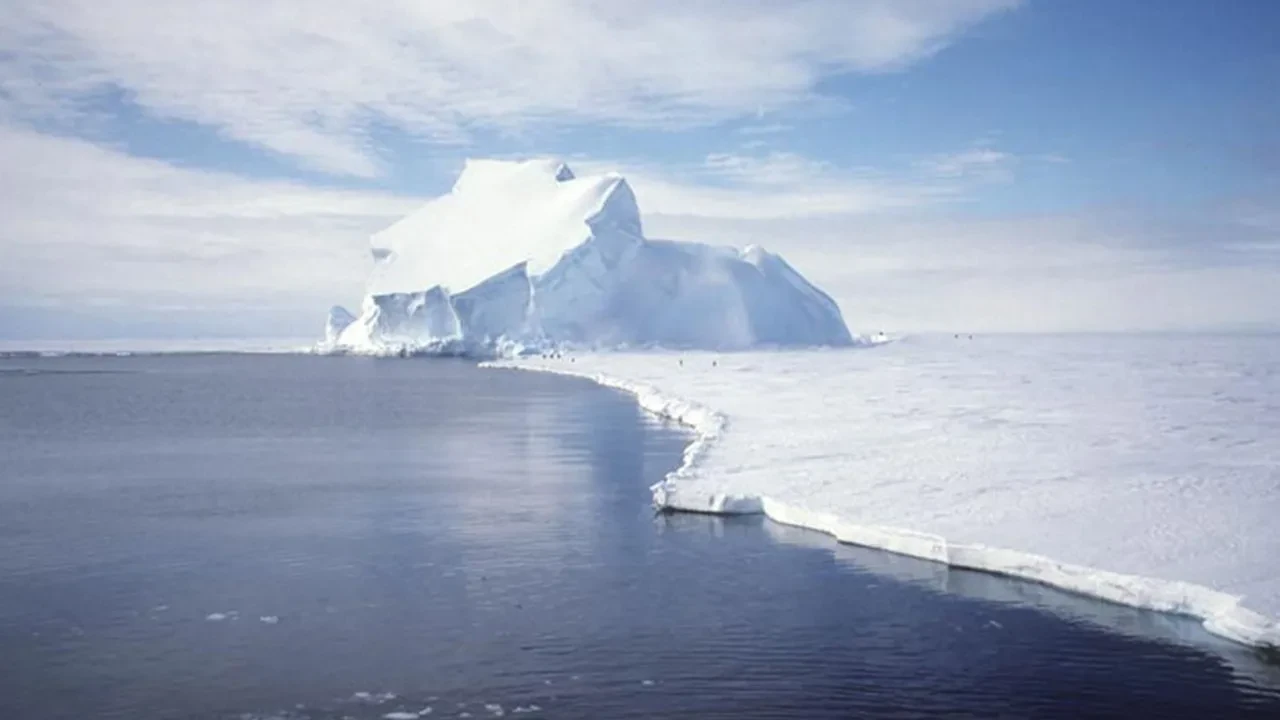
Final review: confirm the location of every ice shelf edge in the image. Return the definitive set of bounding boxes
[479,358,1280,652]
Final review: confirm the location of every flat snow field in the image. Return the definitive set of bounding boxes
[488,334,1280,648]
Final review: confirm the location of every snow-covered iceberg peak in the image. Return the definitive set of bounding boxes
[324,158,852,354]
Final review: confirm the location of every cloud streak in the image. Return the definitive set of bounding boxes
[644,210,1280,333]
[0,0,1020,177]
[918,146,1017,182]
[0,124,416,324]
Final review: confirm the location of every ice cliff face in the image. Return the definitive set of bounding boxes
[324,158,852,354]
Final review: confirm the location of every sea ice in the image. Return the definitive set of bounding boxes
[487,334,1280,650]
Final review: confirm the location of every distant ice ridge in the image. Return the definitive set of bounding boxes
[486,337,1280,652]
[322,158,852,355]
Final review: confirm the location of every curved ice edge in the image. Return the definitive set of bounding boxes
[478,360,1280,652]
[479,361,728,490]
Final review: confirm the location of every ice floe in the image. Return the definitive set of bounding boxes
[486,334,1280,650]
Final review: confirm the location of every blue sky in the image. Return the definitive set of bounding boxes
[1,0,1277,342]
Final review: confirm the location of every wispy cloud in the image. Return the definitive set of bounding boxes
[0,0,1021,177]
[736,123,794,136]
[578,142,1043,221]
[644,210,1280,332]
[917,146,1017,182]
[703,151,840,186]
[0,124,417,320]
[577,150,951,220]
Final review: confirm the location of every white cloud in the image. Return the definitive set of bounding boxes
[574,150,956,220]
[644,209,1280,333]
[918,146,1017,182]
[0,0,1020,177]
[703,151,841,187]
[736,123,794,136]
[0,124,418,329]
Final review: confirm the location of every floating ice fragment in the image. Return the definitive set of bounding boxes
[259,615,279,624]
[384,713,419,720]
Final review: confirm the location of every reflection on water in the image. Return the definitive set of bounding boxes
[0,354,1277,719]
[761,519,1280,691]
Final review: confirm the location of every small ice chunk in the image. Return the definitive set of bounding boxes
[641,680,654,687]
[205,612,233,622]
[484,704,504,716]
[259,616,280,624]
[384,713,419,720]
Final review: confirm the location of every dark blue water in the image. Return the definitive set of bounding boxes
[1,354,1278,719]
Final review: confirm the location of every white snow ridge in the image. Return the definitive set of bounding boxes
[321,158,852,355]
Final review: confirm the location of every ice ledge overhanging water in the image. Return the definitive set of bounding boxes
[480,357,1280,654]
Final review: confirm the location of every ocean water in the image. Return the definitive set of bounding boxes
[1,353,1278,719]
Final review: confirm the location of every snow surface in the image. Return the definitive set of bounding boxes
[486,334,1280,650]
[323,158,851,353]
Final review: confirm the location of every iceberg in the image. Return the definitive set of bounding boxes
[322,159,852,354]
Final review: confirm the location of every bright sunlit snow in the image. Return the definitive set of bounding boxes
[322,159,852,354]
[488,334,1280,650]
